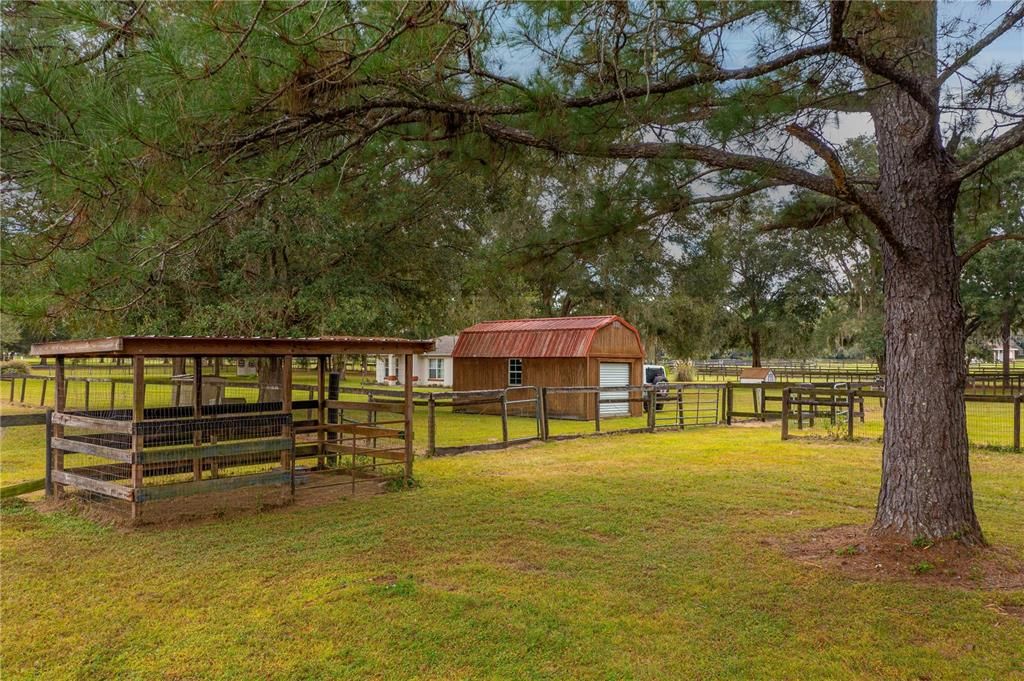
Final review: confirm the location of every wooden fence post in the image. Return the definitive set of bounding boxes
[534,387,544,441]
[8,377,14,401]
[427,393,436,456]
[40,378,48,407]
[677,386,684,430]
[1014,395,1021,452]
[594,389,601,433]
[540,388,549,441]
[500,392,509,445]
[83,380,89,411]
[44,409,53,496]
[725,383,733,426]
[20,376,27,404]
[403,354,414,483]
[796,388,803,430]
[647,387,656,432]
[847,389,855,440]
[781,388,790,440]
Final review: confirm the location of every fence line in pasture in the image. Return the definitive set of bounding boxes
[778,385,1022,451]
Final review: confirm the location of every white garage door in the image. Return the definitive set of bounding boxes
[599,362,631,417]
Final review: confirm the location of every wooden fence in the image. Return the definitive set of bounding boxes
[779,385,1022,451]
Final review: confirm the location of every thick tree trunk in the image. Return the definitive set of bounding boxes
[1001,310,1011,389]
[750,330,762,368]
[873,230,982,543]
[865,3,982,544]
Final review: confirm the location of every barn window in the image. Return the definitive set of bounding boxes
[428,358,444,380]
[508,358,523,386]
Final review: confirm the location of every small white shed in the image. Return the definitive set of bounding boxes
[377,335,456,387]
[739,367,776,383]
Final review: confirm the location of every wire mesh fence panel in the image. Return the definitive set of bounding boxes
[965,399,1017,448]
[295,383,407,493]
[782,387,1020,451]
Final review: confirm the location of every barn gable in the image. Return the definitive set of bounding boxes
[452,316,643,359]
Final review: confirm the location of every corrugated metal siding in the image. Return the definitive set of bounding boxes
[453,316,641,359]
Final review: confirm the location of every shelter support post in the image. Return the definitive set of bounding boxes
[281,355,293,497]
[131,356,145,523]
[317,356,327,467]
[52,357,66,496]
[192,356,203,481]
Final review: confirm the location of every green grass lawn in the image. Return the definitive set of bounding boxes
[2,427,1023,679]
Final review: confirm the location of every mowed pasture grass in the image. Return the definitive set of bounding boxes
[2,427,1023,680]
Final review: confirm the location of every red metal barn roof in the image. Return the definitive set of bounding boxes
[452,315,643,358]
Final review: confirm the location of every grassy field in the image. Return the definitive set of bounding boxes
[2,426,1023,679]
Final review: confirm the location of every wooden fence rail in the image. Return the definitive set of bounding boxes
[780,386,1022,451]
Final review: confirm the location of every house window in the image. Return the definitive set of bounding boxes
[428,358,444,381]
[508,358,523,386]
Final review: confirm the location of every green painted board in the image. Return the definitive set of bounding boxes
[136,470,288,502]
[139,437,292,464]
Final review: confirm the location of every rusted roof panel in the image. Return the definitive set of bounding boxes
[31,335,435,358]
[452,315,639,358]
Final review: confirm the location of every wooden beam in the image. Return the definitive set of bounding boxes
[321,443,407,461]
[138,437,294,465]
[0,412,47,427]
[323,424,401,438]
[324,400,406,413]
[52,470,134,501]
[134,470,289,502]
[52,437,133,463]
[51,412,133,434]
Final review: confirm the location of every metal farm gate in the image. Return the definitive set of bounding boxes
[649,383,723,429]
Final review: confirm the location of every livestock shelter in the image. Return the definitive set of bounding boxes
[31,335,434,523]
[452,316,645,419]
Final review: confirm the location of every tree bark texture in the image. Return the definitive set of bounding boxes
[866,3,983,544]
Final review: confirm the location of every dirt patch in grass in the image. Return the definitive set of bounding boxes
[783,525,1024,590]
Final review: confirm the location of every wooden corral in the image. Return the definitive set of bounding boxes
[31,335,433,524]
[452,316,645,419]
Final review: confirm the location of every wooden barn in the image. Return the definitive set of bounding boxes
[452,316,645,419]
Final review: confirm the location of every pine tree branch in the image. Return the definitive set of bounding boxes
[936,1,1024,85]
[783,123,903,256]
[959,233,1024,266]
[955,121,1024,181]
[476,118,843,199]
[828,1,938,118]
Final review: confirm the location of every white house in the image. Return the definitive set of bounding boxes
[990,340,1022,363]
[376,335,456,387]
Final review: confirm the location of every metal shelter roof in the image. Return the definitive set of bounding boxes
[452,315,642,359]
[31,335,435,358]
